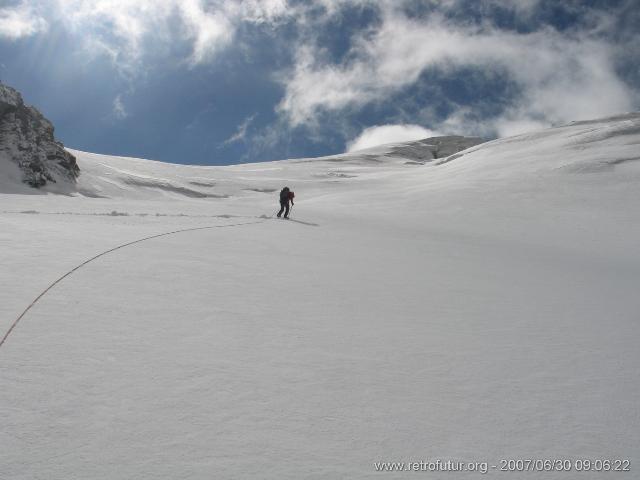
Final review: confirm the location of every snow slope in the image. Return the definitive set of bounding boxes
[1,114,639,479]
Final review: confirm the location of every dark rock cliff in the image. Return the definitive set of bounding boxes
[0,82,79,188]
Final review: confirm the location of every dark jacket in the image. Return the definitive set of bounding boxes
[280,188,294,204]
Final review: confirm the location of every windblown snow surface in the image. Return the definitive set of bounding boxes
[1,114,639,479]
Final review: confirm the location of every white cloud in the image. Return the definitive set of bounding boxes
[436,108,550,139]
[226,0,290,24]
[44,0,292,73]
[278,6,636,137]
[347,124,440,152]
[180,0,234,66]
[0,2,48,39]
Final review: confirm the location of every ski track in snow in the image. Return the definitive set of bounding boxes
[1,210,252,218]
[0,217,271,349]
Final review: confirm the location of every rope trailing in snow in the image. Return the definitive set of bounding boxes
[0,217,270,350]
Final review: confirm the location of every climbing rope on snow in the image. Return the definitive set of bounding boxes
[0,217,270,350]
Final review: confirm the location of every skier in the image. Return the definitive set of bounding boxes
[277,186,295,219]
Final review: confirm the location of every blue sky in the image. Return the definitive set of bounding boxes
[1,0,638,165]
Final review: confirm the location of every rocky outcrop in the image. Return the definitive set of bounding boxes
[387,135,485,164]
[0,82,79,188]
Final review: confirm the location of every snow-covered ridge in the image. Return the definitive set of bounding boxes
[439,112,640,167]
[2,111,639,204]
[428,112,640,182]
[62,135,483,200]
[66,113,639,203]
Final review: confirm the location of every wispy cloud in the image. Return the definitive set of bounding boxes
[222,113,256,146]
[0,2,48,40]
[112,94,128,119]
[347,124,440,152]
